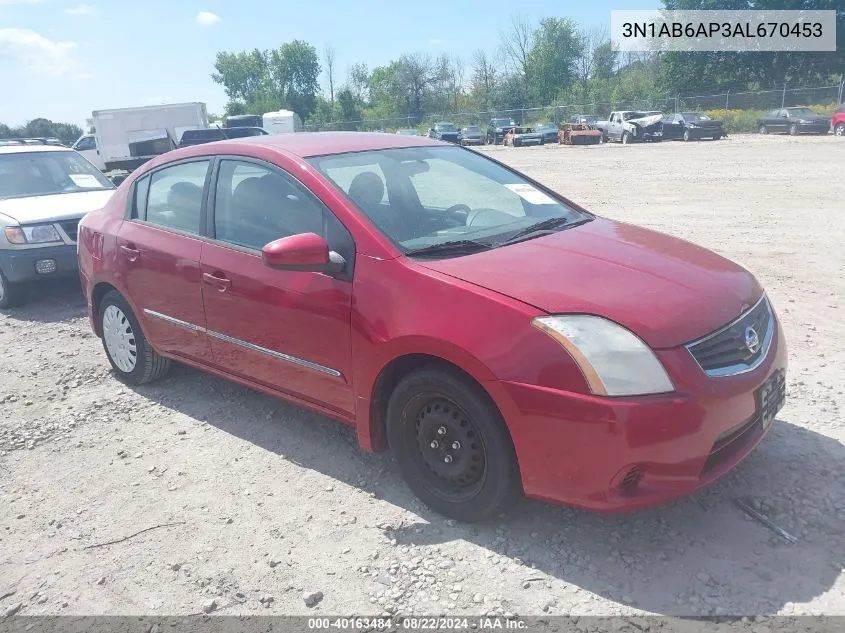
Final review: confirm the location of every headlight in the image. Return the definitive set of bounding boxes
[496,127,503,132]
[532,315,674,396]
[3,224,62,244]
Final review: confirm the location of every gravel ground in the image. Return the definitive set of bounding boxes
[0,134,843,618]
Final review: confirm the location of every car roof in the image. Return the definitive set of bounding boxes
[0,144,72,155]
[165,131,447,160]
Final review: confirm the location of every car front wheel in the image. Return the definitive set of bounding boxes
[683,129,691,142]
[759,124,768,134]
[789,124,799,136]
[621,131,632,144]
[0,271,20,309]
[835,123,845,136]
[386,367,521,522]
[99,290,170,385]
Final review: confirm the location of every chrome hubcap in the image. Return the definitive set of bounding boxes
[102,305,137,373]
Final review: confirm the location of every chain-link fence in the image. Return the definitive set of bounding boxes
[304,79,845,132]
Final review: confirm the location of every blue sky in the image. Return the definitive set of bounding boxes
[0,0,659,128]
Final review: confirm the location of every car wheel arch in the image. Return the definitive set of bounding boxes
[361,349,504,454]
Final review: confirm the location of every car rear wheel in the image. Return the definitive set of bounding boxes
[759,124,768,134]
[386,368,521,522]
[836,123,845,137]
[621,131,632,144]
[99,290,170,385]
[712,134,722,140]
[789,124,799,136]
[0,271,20,309]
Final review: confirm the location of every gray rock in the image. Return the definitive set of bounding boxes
[202,598,217,614]
[4,603,22,617]
[303,591,324,608]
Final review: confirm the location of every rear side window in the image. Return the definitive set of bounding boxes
[144,160,209,234]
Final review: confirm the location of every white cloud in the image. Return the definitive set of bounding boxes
[65,4,95,15]
[196,11,220,26]
[0,28,77,76]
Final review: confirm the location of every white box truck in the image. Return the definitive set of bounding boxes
[262,109,303,134]
[73,102,208,175]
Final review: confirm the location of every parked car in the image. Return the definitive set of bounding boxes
[459,126,484,146]
[558,123,603,145]
[179,127,268,148]
[427,122,460,143]
[503,126,543,147]
[830,104,844,137]
[396,129,420,136]
[0,140,115,308]
[662,112,726,141]
[533,122,559,144]
[756,107,830,135]
[78,132,786,521]
[569,114,599,126]
[486,118,517,145]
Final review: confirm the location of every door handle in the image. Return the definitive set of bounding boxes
[120,244,140,262]
[203,272,231,292]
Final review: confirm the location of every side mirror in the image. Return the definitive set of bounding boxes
[261,233,345,275]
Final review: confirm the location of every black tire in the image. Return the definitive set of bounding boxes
[712,134,722,140]
[386,367,521,522]
[99,290,170,385]
[683,129,691,142]
[759,124,768,135]
[835,123,845,137]
[621,131,632,145]
[789,124,799,136]
[0,270,21,309]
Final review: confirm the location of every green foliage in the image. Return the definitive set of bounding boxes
[212,41,321,120]
[0,118,82,144]
[528,17,583,104]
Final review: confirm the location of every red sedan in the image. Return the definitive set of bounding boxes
[78,133,787,521]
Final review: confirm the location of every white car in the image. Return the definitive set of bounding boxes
[0,141,115,308]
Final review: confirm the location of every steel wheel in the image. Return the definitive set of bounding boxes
[413,396,487,502]
[835,123,845,137]
[102,304,137,373]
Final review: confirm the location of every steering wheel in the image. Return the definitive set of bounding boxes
[444,203,472,223]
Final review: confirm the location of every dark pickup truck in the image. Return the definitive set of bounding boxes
[428,122,461,143]
[486,118,517,145]
[178,127,268,148]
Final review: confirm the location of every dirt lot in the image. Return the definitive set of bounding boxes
[1,135,843,619]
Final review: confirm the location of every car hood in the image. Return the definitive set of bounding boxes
[418,218,763,348]
[0,190,115,224]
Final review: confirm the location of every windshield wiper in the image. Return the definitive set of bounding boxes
[404,239,491,258]
[494,216,572,247]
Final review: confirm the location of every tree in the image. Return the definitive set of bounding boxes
[0,124,12,138]
[267,41,321,119]
[574,26,609,94]
[500,15,534,105]
[323,44,337,106]
[211,49,269,103]
[337,88,361,129]
[527,17,583,104]
[591,40,617,81]
[471,49,498,110]
[348,62,370,104]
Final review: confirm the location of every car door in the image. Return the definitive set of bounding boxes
[199,157,355,417]
[73,135,106,171]
[662,114,680,139]
[771,109,790,133]
[608,113,623,140]
[117,158,214,362]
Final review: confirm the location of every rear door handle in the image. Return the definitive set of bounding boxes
[120,244,140,262]
[203,272,231,292]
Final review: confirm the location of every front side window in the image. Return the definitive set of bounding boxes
[0,151,113,200]
[309,146,588,255]
[144,160,209,234]
[75,136,96,151]
[213,159,326,251]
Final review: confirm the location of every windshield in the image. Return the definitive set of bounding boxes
[787,107,815,117]
[536,123,556,130]
[465,126,480,133]
[682,113,711,121]
[308,146,588,256]
[436,123,457,132]
[0,151,114,200]
[491,119,513,127]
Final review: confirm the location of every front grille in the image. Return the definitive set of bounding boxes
[59,219,80,242]
[686,296,773,376]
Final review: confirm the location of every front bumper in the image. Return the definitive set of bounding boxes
[0,244,79,283]
[498,316,787,512]
[690,127,724,138]
[461,138,484,145]
[514,136,542,145]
